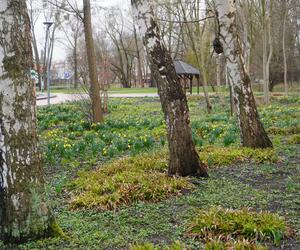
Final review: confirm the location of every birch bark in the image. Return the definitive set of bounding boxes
[0,0,54,242]
[215,0,272,148]
[131,0,208,177]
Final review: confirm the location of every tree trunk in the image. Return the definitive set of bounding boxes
[29,1,42,91]
[0,0,54,242]
[179,1,212,113]
[262,0,272,102]
[31,29,42,91]
[132,0,208,177]
[215,54,225,105]
[133,22,144,88]
[265,0,273,99]
[74,41,79,89]
[83,0,103,123]
[215,0,272,148]
[282,2,288,96]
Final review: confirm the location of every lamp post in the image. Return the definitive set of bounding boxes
[43,21,53,105]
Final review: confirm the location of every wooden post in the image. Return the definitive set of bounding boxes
[184,76,187,94]
[197,75,200,94]
[190,76,193,95]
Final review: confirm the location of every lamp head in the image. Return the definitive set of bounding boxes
[43,21,54,28]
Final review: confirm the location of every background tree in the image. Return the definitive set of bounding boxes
[83,0,103,123]
[215,0,272,148]
[0,0,54,242]
[28,0,43,90]
[60,15,82,89]
[131,0,208,177]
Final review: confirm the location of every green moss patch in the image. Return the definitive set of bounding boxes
[267,125,300,135]
[204,240,267,250]
[199,146,278,166]
[68,151,192,210]
[287,134,300,144]
[131,241,184,250]
[187,207,288,245]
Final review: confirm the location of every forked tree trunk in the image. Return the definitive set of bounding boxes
[0,0,54,242]
[83,0,103,123]
[215,0,272,148]
[131,0,208,177]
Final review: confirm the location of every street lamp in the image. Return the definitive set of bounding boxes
[43,21,53,105]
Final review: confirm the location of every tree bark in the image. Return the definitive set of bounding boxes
[265,0,273,97]
[83,0,103,123]
[31,25,42,91]
[0,0,54,242]
[215,54,225,105]
[282,1,288,96]
[132,0,208,177]
[133,21,144,88]
[215,0,272,148]
[28,0,42,91]
[262,0,272,102]
[179,1,212,113]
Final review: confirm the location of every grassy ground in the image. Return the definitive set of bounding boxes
[3,95,300,249]
[46,86,221,95]
[45,82,300,95]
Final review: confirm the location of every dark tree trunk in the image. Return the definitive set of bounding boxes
[83,0,103,123]
[132,0,208,177]
[74,42,79,89]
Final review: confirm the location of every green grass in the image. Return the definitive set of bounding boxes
[6,95,299,249]
[108,87,159,94]
[68,150,192,210]
[188,207,288,244]
[67,146,277,211]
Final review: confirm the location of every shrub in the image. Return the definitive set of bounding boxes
[188,207,287,245]
[223,133,237,147]
[131,242,184,250]
[204,240,267,250]
[199,146,278,166]
[287,134,300,144]
[267,125,300,135]
[68,151,192,210]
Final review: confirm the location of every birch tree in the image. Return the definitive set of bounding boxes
[215,0,272,148]
[0,0,54,242]
[131,0,208,177]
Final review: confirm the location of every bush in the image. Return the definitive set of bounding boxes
[287,134,300,144]
[199,146,278,166]
[188,207,287,245]
[204,240,267,250]
[68,151,192,210]
[131,242,184,250]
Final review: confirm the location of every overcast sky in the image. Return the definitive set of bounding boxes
[33,0,129,62]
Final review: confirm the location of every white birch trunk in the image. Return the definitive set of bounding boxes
[0,0,53,242]
[215,0,272,148]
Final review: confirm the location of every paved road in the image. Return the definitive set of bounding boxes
[36,93,160,106]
